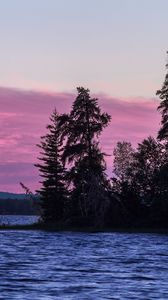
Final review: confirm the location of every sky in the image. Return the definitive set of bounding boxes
[0,0,167,192]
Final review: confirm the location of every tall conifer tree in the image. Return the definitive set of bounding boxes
[157,51,168,141]
[63,87,111,172]
[35,109,68,223]
[62,87,111,223]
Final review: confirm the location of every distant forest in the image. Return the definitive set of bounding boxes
[0,192,39,215]
[1,53,168,229]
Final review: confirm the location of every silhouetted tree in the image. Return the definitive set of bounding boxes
[60,87,111,225]
[62,87,111,165]
[112,137,166,223]
[35,109,68,223]
[154,52,168,225]
[132,137,164,203]
[112,141,142,221]
[157,51,168,141]
[112,141,134,191]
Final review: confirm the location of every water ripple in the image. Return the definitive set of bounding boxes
[0,230,168,299]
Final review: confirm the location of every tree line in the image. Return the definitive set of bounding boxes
[0,197,39,215]
[35,54,168,229]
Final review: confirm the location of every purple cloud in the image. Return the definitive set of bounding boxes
[0,86,160,192]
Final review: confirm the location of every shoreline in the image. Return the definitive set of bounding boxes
[1,223,168,234]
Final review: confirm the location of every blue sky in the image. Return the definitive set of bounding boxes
[0,0,168,97]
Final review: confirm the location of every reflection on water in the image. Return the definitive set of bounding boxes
[0,230,168,299]
[0,215,39,225]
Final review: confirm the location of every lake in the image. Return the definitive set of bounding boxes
[0,215,39,225]
[1,222,168,299]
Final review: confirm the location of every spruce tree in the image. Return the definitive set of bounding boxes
[63,87,111,171]
[156,52,168,218]
[61,87,111,224]
[157,51,168,141]
[35,109,68,223]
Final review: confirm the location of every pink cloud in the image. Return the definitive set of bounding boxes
[0,86,160,193]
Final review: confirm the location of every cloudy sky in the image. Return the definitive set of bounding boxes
[0,0,167,192]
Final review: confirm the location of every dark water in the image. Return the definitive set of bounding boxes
[0,230,168,299]
[0,215,39,225]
